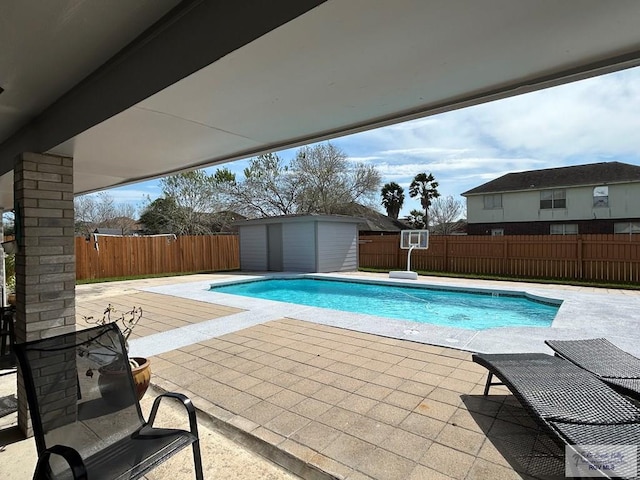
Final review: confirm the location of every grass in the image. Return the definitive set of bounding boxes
[76,270,239,285]
[77,267,640,291]
[358,267,640,291]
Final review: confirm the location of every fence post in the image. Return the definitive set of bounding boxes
[503,236,508,275]
[577,236,583,279]
[443,236,448,272]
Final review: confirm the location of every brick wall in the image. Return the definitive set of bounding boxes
[14,152,76,435]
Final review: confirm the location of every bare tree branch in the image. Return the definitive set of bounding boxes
[428,196,465,234]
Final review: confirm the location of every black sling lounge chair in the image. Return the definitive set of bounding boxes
[545,338,640,400]
[14,323,204,480]
[473,352,640,480]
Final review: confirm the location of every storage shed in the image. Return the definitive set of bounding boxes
[235,215,362,272]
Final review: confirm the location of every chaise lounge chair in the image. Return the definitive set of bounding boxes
[473,352,640,480]
[545,338,640,400]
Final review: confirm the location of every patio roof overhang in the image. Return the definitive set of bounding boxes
[1,0,640,210]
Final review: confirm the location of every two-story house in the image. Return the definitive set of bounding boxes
[462,162,640,235]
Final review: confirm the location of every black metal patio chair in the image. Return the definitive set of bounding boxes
[14,323,204,480]
[546,337,640,400]
[473,352,640,480]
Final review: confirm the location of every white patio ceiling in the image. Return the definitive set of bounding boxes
[1,0,639,210]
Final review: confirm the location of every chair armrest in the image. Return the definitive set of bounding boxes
[148,392,200,438]
[33,445,87,480]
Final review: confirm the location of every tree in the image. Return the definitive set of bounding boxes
[212,167,236,185]
[138,196,179,234]
[109,204,138,235]
[380,182,405,219]
[75,193,107,235]
[428,196,465,234]
[223,142,381,217]
[74,192,138,236]
[291,142,381,214]
[406,209,426,229]
[218,154,300,217]
[409,172,440,228]
[154,170,223,235]
[2,211,15,237]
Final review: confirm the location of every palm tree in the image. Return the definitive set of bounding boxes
[380,182,405,219]
[409,172,440,228]
[406,209,426,229]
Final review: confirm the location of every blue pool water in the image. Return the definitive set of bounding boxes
[209,278,559,330]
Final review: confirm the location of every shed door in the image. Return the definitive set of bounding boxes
[267,224,283,271]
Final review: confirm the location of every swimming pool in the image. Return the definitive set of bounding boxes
[209,278,560,330]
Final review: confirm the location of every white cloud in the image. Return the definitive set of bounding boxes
[379,147,471,158]
[348,155,384,163]
[79,185,159,209]
[108,188,156,205]
[459,68,640,159]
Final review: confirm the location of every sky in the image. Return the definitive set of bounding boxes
[100,66,640,218]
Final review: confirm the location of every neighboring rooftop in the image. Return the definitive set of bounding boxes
[93,227,127,236]
[462,161,640,196]
[348,204,411,233]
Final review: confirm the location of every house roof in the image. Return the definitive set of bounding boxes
[93,228,125,236]
[1,2,640,209]
[346,204,411,232]
[462,162,640,196]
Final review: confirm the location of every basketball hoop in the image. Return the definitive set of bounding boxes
[389,230,429,280]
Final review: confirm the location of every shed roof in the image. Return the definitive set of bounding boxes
[234,214,364,226]
[462,161,640,196]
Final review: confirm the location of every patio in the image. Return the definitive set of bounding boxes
[146,317,562,480]
[3,4,640,477]
[3,272,640,479]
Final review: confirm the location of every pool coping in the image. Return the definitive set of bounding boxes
[135,272,640,359]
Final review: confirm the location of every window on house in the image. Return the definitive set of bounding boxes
[593,186,609,207]
[550,224,578,235]
[614,222,640,234]
[540,189,566,209]
[491,228,504,236]
[483,194,502,209]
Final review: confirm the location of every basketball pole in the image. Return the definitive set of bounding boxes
[406,245,416,272]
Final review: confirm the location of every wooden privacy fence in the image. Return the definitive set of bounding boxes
[76,235,239,280]
[359,234,640,283]
[74,233,640,283]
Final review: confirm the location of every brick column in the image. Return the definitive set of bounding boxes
[14,152,76,436]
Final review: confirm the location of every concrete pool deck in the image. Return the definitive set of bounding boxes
[136,271,640,358]
[3,272,640,480]
[127,273,640,479]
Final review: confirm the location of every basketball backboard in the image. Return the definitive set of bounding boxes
[400,230,429,250]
